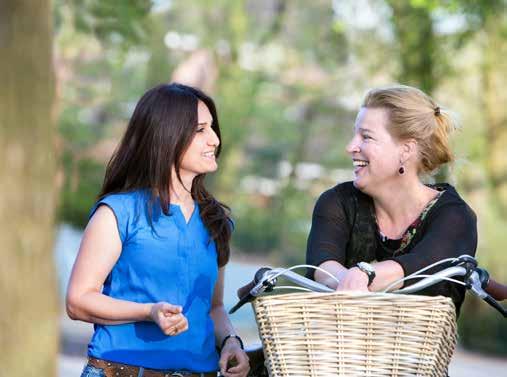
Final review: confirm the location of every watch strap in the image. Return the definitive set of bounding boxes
[355,262,376,286]
[220,334,244,351]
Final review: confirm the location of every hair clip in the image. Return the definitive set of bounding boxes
[434,106,441,116]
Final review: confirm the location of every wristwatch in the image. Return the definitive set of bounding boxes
[355,262,376,286]
[220,334,244,351]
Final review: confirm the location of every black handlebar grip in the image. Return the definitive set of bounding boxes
[236,280,257,300]
[485,277,507,302]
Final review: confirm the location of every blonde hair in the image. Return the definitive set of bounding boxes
[362,85,456,174]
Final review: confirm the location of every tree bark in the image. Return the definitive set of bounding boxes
[0,1,59,376]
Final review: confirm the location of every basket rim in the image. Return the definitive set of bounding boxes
[254,290,456,303]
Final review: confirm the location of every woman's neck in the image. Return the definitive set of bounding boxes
[372,178,439,239]
[169,170,195,206]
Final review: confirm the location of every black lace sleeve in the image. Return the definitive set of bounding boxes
[305,188,351,278]
[388,203,477,282]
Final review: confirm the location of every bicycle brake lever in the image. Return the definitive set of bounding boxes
[467,271,488,298]
[483,295,507,318]
[467,270,507,318]
[475,267,490,290]
[229,290,257,314]
[229,268,275,314]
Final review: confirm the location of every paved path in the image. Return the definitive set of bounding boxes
[448,347,507,376]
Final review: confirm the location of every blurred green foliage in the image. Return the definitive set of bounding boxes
[459,296,507,355]
[58,154,105,228]
[53,0,507,354]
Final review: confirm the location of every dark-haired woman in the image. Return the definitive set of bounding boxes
[67,83,249,377]
[306,85,477,317]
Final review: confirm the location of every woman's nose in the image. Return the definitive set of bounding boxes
[208,128,220,147]
[346,136,360,154]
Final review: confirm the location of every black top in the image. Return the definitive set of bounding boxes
[306,181,477,316]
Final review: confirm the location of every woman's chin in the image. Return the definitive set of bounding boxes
[352,177,364,190]
[208,162,218,172]
[352,177,367,192]
[202,162,218,174]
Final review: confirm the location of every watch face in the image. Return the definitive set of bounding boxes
[357,262,375,286]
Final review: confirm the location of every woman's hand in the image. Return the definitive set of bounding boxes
[149,302,188,336]
[219,338,250,377]
[336,267,369,291]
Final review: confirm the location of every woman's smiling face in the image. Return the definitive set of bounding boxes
[346,107,404,194]
[179,100,220,178]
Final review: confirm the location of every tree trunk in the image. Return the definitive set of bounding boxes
[0,1,59,376]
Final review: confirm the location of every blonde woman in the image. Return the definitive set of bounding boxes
[306,85,476,316]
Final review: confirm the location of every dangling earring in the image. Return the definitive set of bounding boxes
[398,165,405,175]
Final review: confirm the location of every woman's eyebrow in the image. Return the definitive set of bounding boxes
[359,127,375,134]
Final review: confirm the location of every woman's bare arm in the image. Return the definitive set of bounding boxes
[66,205,185,334]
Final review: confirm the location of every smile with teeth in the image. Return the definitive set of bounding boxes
[353,160,369,168]
[203,151,215,159]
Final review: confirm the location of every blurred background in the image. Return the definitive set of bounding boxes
[1,0,507,376]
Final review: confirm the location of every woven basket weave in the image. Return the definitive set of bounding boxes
[253,291,457,377]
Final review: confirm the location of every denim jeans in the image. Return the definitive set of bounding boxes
[80,364,105,377]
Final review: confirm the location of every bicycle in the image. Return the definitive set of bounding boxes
[230,255,506,377]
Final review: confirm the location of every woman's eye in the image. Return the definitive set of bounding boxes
[196,127,205,133]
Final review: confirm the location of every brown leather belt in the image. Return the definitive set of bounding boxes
[87,357,217,377]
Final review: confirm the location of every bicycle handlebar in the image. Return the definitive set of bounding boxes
[395,266,468,294]
[485,277,507,301]
[230,255,506,317]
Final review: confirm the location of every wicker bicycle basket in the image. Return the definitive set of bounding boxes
[252,291,457,377]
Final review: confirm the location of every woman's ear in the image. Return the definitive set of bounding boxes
[400,139,418,164]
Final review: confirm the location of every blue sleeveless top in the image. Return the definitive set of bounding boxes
[87,190,219,371]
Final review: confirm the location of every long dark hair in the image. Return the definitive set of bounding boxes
[99,83,231,267]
